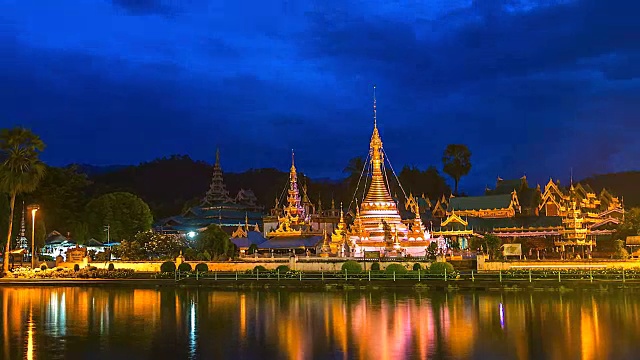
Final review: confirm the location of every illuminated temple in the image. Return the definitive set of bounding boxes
[156,149,263,235]
[232,152,335,254]
[431,176,624,252]
[343,94,431,257]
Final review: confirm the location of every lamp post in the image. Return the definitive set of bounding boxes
[27,204,40,269]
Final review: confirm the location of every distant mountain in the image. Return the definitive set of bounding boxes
[73,164,129,176]
[83,154,450,219]
[581,171,640,208]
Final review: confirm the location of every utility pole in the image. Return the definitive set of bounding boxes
[103,225,110,243]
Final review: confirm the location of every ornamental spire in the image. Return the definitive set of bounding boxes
[373,84,377,128]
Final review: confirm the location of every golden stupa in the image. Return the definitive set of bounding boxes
[347,87,431,257]
[268,151,317,237]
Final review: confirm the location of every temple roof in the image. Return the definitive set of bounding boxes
[492,177,525,194]
[230,231,268,248]
[448,194,513,211]
[258,236,323,249]
[468,216,562,230]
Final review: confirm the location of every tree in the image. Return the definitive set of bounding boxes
[85,192,153,242]
[27,165,90,238]
[442,144,472,195]
[426,242,439,259]
[112,239,146,261]
[399,165,451,200]
[343,156,367,200]
[616,207,640,239]
[135,230,184,260]
[0,127,46,273]
[196,224,233,259]
[484,234,502,260]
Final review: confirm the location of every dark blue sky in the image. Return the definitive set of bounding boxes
[2,0,639,193]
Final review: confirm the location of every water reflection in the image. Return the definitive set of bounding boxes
[1,287,640,359]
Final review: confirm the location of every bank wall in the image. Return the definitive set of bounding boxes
[56,258,432,272]
[479,258,640,271]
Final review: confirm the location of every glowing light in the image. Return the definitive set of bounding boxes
[187,231,196,239]
[499,303,505,329]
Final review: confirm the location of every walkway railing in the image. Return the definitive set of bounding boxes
[174,268,640,283]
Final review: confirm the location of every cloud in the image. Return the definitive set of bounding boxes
[111,0,178,16]
[1,0,639,192]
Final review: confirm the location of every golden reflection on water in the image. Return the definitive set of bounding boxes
[2,287,640,359]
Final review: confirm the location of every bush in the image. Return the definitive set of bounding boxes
[429,262,454,274]
[385,263,407,274]
[178,263,192,272]
[108,263,115,271]
[195,263,209,272]
[40,264,47,271]
[160,261,176,273]
[73,264,80,272]
[248,243,259,255]
[370,262,381,271]
[276,265,290,273]
[412,263,422,271]
[341,260,362,274]
[253,265,267,273]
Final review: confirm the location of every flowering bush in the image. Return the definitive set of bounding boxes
[10,267,135,279]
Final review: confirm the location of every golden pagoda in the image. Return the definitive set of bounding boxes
[267,151,321,238]
[329,204,348,255]
[557,198,593,250]
[348,87,430,257]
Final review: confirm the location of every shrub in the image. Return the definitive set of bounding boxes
[412,263,422,271]
[276,265,290,273]
[108,263,115,271]
[195,263,209,272]
[248,243,259,255]
[253,265,267,273]
[160,261,176,273]
[341,260,362,274]
[73,264,80,272]
[385,263,407,274]
[178,263,192,272]
[429,262,454,274]
[370,262,381,271]
[40,264,48,271]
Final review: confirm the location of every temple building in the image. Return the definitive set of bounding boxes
[233,152,327,255]
[156,149,264,235]
[345,92,431,257]
[432,176,624,252]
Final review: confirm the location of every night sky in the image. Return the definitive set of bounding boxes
[2,1,639,193]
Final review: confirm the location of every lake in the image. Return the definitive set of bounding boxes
[1,286,639,359]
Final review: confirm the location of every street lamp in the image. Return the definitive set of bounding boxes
[27,204,40,269]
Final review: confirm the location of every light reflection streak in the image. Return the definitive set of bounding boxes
[2,289,639,359]
[189,301,197,359]
[27,304,34,360]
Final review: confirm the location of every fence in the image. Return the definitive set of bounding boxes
[174,268,640,283]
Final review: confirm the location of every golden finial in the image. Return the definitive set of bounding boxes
[215,148,220,166]
[373,84,377,128]
[291,149,296,171]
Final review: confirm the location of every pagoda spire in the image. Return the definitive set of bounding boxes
[202,148,232,205]
[373,84,377,128]
[364,86,393,204]
[283,149,305,223]
[15,201,27,249]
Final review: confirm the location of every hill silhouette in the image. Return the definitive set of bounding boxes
[83,155,451,219]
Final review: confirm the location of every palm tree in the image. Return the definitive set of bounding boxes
[442,144,472,195]
[0,127,46,274]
